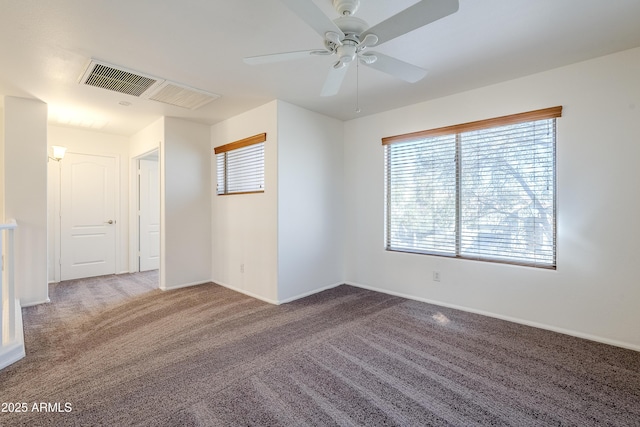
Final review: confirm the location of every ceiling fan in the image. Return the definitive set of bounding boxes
[244,0,459,97]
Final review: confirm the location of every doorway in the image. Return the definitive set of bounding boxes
[138,154,160,272]
[132,150,160,275]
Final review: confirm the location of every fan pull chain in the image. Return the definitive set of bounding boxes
[356,59,361,113]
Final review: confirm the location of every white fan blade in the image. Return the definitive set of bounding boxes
[244,50,327,65]
[320,64,350,97]
[364,52,427,83]
[279,0,345,39]
[362,0,459,46]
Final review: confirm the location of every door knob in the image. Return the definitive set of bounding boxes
[105,220,114,224]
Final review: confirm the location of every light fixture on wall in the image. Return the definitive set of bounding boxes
[49,146,67,162]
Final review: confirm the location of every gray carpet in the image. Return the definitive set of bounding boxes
[1,273,639,426]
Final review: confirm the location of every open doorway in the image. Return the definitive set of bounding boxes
[133,150,160,274]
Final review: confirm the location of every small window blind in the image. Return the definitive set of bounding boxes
[383,107,561,269]
[215,133,266,195]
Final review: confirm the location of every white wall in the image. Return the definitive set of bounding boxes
[344,47,640,350]
[211,101,279,303]
[162,117,211,290]
[130,117,163,159]
[3,97,48,306]
[0,108,4,221]
[47,125,130,282]
[277,101,344,302]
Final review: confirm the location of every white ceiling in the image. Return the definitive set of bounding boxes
[1,0,640,136]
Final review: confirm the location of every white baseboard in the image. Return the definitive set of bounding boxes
[213,280,344,305]
[20,298,50,308]
[160,280,211,292]
[0,300,26,371]
[345,281,640,353]
[213,281,280,305]
[278,282,343,304]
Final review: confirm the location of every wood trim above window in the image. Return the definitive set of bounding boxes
[381,106,562,145]
[214,132,267,154]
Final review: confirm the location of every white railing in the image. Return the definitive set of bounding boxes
[0,219,25,370]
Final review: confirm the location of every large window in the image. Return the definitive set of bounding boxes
[215,133,266,195]
[384,107,561,269]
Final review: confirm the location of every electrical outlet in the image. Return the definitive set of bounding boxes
[240,263,244,273]
[433,271,441,282]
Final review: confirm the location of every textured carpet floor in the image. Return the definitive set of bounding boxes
[1,273,639,426]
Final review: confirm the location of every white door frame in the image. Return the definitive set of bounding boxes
[129,149,162,278]
[49,158,62,283]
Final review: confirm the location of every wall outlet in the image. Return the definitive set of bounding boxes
[433,271,441,282]
[240,263,244,273]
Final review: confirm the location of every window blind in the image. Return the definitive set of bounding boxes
[215,133,266,195]
[216,153,226,194]
[384,107,560,269]
[385,134,457,256]
[459,120,556,266]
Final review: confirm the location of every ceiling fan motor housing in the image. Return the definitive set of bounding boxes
[335,16,368,40]
[333,0,360,16]
[325,16,368,53]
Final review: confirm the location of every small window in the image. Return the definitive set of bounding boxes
[215,133,266,195]
[383,107,561,269]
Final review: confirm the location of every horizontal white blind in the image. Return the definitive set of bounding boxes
[216,154,226,194]
[216,142,264,195]
[460,120,555,267]
[385,135,457,255]
[385,115,557,269]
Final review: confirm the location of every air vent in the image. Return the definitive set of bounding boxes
[78,59,220,109]
[147,81,220,110]
[80,61,160,97]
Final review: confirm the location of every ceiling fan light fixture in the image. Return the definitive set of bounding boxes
[336,44,357,66]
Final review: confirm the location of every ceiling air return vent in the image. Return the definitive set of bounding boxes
[147,81,220,110]
[80,60,160,97]
[78,59,219,109]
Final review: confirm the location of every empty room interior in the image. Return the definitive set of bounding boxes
[1,0,639,425]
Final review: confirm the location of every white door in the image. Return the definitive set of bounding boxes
[139,158,160,271]
[61,153,117,280]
